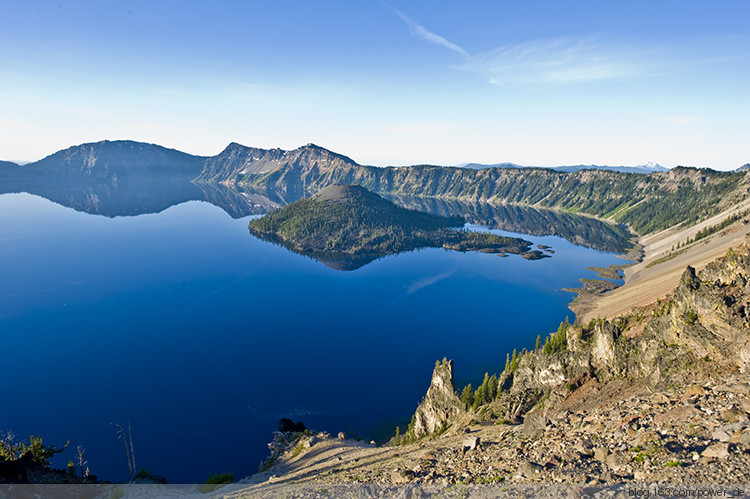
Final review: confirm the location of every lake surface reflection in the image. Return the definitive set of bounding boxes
[0,192,624,483]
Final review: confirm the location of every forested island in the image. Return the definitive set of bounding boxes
[248,185,534,270]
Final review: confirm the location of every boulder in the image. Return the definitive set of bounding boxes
[633,431,661,448]
[391,469,415,484]
[463,436,480,452]
[605,451,629,472]
[594,447,611,464]
[523,413,548,438]
[575,439,595,459]
[514,460,543,478]
[702,443,730,459]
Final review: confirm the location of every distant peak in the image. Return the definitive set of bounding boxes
[638,161,667,171]
[291,143,327,154]
[221,142,250,153]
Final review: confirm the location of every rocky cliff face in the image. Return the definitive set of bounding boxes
[402,243,750,433]
[473,243,750,422]
[411,359,464,439]
[194,142,287,183]
[664,258,750,370]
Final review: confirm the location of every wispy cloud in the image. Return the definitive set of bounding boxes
[406,269,456,294]
[393,9,469,59]
[393,10,644,85]
[466,37,642,84]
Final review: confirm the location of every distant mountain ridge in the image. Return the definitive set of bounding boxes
[457,161,668,174]
[6,139,670,181]
[2,139,748,236]
[27,140,206,179]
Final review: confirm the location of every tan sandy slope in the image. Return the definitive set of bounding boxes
[583,197,750,322]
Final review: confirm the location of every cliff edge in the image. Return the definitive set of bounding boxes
[236,240,750,495]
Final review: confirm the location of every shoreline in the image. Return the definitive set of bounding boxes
[572,197,750,323]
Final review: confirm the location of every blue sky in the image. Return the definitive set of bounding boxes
[1,1,748,169]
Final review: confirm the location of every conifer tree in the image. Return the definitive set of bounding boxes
[472,386,485,412]
[510,348,518,372]
[460,384,474,410]
[487,374,498,402]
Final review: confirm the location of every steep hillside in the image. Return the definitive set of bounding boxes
[194,142,288,183]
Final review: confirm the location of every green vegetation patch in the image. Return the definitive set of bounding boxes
[200,472,235,492]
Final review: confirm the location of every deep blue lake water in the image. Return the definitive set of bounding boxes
[0,192,624,483]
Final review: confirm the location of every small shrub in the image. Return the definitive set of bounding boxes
[278,418,306,433]
[200,472,235,492]
[0,433,68,466]
[290,443,305,458]
[204,472,234,484]
[684,309,699,325]
[134,469,152,479]
[258,458,276,473]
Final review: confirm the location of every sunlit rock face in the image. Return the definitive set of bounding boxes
[412,359,464,439]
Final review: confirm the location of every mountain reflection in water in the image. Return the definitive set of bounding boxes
[1,176,631,257]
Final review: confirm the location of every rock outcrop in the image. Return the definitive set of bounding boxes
[482,244,750,422]
[403,244,750,436]
[411,359,464,439]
